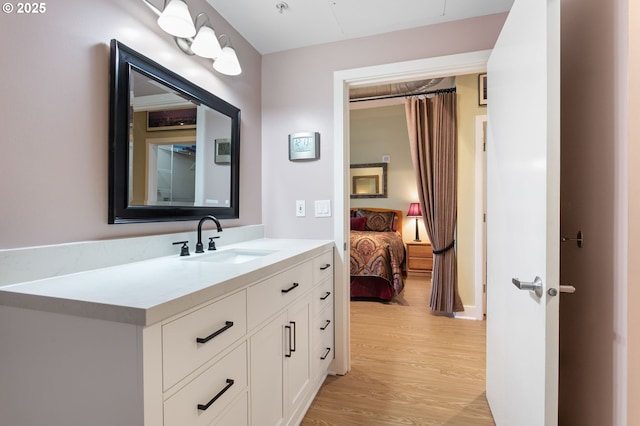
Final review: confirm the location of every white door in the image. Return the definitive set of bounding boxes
[485,0,560,425]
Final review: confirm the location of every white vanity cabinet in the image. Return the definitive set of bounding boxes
[0,240,334,426]
[249,249,333,426]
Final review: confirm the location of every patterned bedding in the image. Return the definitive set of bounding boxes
[350,230,405,300]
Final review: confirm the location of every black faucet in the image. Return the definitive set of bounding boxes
[196,215,223,253]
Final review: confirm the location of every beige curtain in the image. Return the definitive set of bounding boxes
[405,93,463,314]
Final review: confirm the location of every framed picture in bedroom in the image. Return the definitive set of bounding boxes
[350,163,387,198]
[478,73,488,106]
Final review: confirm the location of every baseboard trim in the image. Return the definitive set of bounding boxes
[454,304,484,320]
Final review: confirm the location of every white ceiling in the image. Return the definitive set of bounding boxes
[206,0,514,54]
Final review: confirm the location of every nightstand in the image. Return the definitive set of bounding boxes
[405,242,433,276]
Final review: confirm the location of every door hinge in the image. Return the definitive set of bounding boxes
[483,213,486,223]
[483,142,486,152]
[344,242,347,251]
[483,284,487,293]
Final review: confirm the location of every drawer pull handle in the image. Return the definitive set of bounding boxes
[320,347,331,360]
[320,291,331,300]
[281,282,299,293]
[320,319,331,330]
[320,263,331,270]
[197,379,235,411]
[196,321,234,344]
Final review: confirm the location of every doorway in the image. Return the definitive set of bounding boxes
[332,50,491,374]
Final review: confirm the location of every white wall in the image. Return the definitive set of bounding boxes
[261,14,508,239]
[0,0,262,249]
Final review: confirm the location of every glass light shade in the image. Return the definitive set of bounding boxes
[213,45,242,76]
[191,25,222,58]
[407,202,422,217]
[157,0,196,38]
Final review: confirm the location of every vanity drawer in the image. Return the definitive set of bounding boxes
[164,342,247,426]
[163,290,247,390]
[312,277,333,318]
[247,261,312,330]
[313,250,333,285]
[312,314,334,379]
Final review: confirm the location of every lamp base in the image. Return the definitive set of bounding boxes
[414,217,420,242]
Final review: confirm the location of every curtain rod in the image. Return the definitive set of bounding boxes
[349,87,456,103]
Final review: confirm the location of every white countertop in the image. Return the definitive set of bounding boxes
[0,238,333,326]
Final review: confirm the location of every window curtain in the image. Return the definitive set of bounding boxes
[405,93,463,314]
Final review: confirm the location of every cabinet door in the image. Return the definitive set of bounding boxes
[285,296,311,423]
[250,311,286,426]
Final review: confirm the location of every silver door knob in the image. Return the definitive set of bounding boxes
[512,276,543,298]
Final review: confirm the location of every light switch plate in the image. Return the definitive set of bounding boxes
[314,200,331,217]
[296,200,306,217]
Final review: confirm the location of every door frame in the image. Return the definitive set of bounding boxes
[332,50,491,374]
[475,115,488,316]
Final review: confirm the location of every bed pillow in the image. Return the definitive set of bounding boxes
[355,209,396,232]
[350,216,367,231]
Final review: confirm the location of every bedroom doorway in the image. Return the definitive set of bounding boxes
[333,51,490,375]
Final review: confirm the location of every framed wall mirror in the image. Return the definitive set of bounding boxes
[108,40,240,223]
[350,163,387,198]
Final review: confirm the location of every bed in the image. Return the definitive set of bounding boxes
[349,208,406,301]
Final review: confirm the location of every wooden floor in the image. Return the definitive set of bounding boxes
[301,275,495,426]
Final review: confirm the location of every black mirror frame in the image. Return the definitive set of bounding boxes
[108,39,240,224]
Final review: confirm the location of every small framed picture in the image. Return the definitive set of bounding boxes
[214,138,231,164]
[479,73,488,106]
[289,132,320,161]
[147,108,197,131]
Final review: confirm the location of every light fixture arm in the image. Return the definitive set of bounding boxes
[142,0,162,16]
[193,12,210,29]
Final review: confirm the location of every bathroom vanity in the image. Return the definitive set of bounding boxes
[0,234,334,426]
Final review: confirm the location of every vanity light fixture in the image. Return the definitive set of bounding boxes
[157,0,195,37]
[213,35,242,76]
[143,0,242,76]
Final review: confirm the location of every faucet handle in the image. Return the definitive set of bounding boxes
[172,241,190,256]
[208,236,220,251]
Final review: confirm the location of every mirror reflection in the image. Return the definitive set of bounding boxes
[129,69,232,208]
[350,163,388,198]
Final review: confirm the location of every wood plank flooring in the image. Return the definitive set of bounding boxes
[301,275,495,426]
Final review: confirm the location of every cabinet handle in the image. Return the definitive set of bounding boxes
[320,347,331,360]
[197,379,235,411]
[196,321,234,344]
[290,321,296,353]
[320,291,331,300]
[285,325,292,358]
[281,282,299,293]
[320,263,331,270]
[320,319,331,330]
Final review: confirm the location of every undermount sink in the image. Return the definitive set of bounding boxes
[185,248,277,264]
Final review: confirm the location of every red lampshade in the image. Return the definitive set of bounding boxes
[407,202,422,217]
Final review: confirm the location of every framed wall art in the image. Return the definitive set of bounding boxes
[147,107,197,131]
[478,73,488,106]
